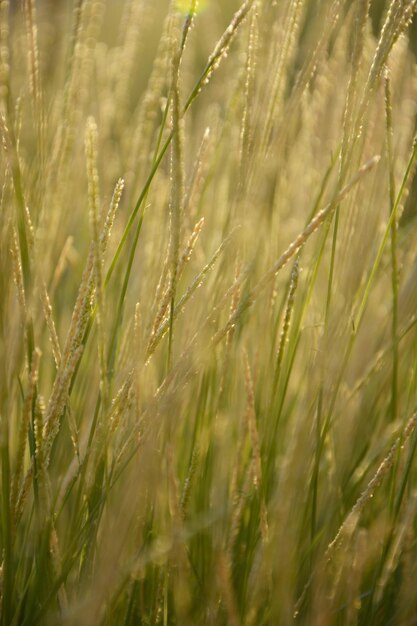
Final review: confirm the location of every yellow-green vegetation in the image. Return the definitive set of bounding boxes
[1,0,417,623]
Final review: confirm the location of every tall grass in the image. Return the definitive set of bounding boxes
[1,0,417,623]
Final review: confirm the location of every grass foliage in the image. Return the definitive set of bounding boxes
[1,0,417,623]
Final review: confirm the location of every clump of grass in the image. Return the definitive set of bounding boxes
[1,1,417,624]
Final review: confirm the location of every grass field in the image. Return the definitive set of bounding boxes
[1,0,417,624]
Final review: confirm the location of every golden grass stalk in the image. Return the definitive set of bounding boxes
[0,113,32,300]
[134,302,142,362]
[66,404,80,461]
[293,410,417,619]
[243,351,269,544]
[132,302,143,417]
[367,0,417,90]
[24,206,34,251]
[41,272,92,463]
[49,236,74,297]
[148,217,204,348]
[180,447,199,520]
[326,410,417,559]
[40,284,61,368]
[42,345,83,468]
[49,525,68,611]
[108,376,134,436]
[354,0,417,145]
[167,2,191,367]
[14,469,32,527]
[178,217,205,274]
[178,0,198,51]
[213,155,380,345]
[384,67,399,422]
[11,347,41,521]
[41,175,123,466]
[10,227,27,324]
[146,228,236,360]
[197,0,255,99]
[274,258,299,389]
[227,460,254,559]
[238,4,258,191]
[86,116,108,403]
[225,257,243,347]
[33,394,45,465]
[217,550,242,626]
[148,265,250,413]
[391,1,417,44]
[184,127,211,219]
[103,177,125,252]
